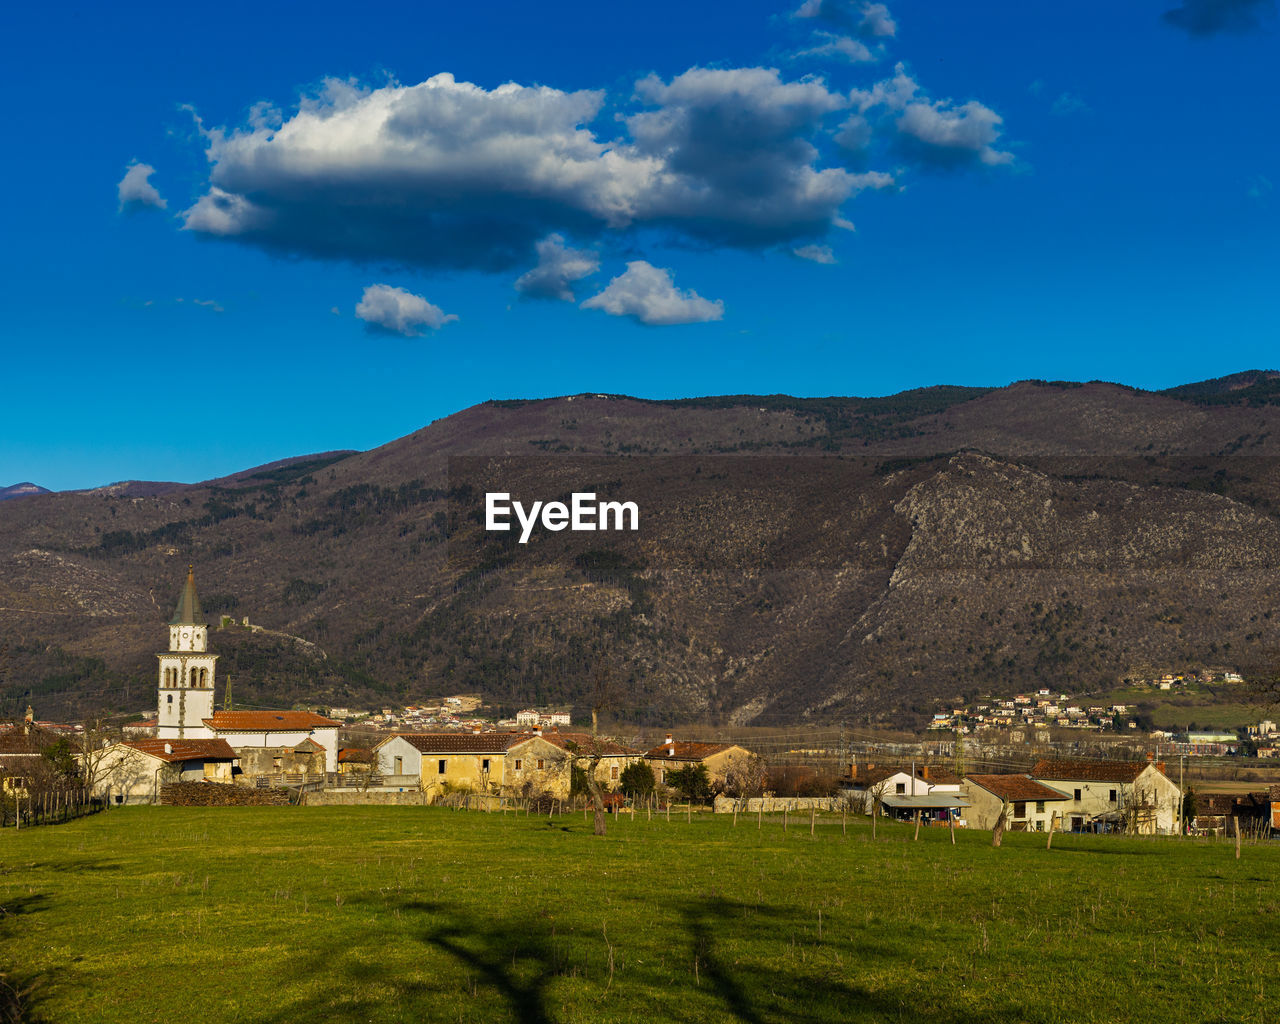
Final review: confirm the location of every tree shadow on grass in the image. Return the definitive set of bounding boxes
[249,892,1000,1024]
[0,894,50,1024]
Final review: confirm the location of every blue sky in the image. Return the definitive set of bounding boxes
[2,0,1277,490]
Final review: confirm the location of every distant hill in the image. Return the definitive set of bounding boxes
[0,482,51,501]
[4,375,1280,725]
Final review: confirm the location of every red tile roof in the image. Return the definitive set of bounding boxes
[203,711,340,731]
[1031,759,1158,784]
[0,730,54,755]
[123,738,238,763]
[388,732,531,754]
[847,766,906,788]
[966,774,1071,802]
[643,740,735,761]
[338,748,373,764]
[541,732,639,757]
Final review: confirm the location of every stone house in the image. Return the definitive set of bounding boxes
[643,735,754,789]
[963,774,1070,832]
[372,731,573,801]
[539,730,642,791]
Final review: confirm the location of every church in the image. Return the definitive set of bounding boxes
[92,567,341,801]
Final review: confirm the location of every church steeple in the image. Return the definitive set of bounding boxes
[169,565,205,626]
[157,566,216,740]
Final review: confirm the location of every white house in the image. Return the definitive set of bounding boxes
[86,738,239,805]
[1030,758,1182,834]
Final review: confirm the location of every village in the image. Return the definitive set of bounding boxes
[4,567,1280,840]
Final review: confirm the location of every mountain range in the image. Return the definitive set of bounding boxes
[4,371,1280,726]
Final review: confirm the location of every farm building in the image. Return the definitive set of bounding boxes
[643,735,753,789]
[963,774,1070,832]
[1031,758,1181,834]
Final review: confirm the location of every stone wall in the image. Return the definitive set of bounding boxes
[303,789,429,806]
[712,795,847,814]
[160,782,292,806]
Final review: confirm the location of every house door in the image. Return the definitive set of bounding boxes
[394,756,403,774]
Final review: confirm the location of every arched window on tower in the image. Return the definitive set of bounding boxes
[167,694,173,705]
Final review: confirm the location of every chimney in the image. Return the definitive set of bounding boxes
[532,725,542,736]
[472,726,482,735]
[921,765,930,780]
[1146,751,1154,762]
[665,732,673,745]
[1157,761,1166,775]
[164,743,172,755]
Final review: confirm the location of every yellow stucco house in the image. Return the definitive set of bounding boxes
[540,730,642,791]
[372,731,575,801]
[643,734,754,789]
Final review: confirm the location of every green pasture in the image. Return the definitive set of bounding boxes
[2,806,1276,1023]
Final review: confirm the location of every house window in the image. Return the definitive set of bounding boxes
[482,759,490,772]
[1035,801,1045,814]
[611,766,619,780]
[1109,789,1117,804]
[895,782,906,795]
[394,756,403,774]
[1074,788,1082,801]
[537,759,545,770]
[1013,801,1026,819]
[167,695,173,705]
[438,759,447,775]
[514,759,522,771]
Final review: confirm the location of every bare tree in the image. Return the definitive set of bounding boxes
[724,754,768,811]
[992,798,1011,847]
[76,719,144,800]
[869,779,890,839]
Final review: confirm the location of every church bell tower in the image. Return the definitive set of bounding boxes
[156,566,216,739]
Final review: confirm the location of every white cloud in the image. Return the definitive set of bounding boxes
[849,63,919,113]
[355,284,458,336]
[117,161,167,211]
[180,68,863,267]
[897,99,1013,168]
[843,64,1013,171]
[797,32,876,63]
[581,261,723,326]
[793,244,837,263]
[514,234,599,300]
[794,0,897,37]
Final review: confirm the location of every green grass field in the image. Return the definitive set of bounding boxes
[2,807,1276,1023]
